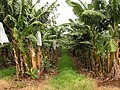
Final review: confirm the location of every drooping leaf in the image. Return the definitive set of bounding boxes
[31,68,38,74]
[26,34,37,43]
[66,0,84,16]
[18,39,26,53]
[21,24,33,35]
[25,68,39,79]
[13,27,18,40]
[106,39,117,52]
[31,21,42,25]
[3,15,16,28]
[81,10,106,25]
[80,41,92,45]
[33,74,39,79]
[48,35,57,39]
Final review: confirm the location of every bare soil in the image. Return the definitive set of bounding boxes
[0,66,58,90]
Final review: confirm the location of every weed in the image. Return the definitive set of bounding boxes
[0,66,15,79]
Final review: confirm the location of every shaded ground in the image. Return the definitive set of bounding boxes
[98,80,120,88]
[72,54,120,90]
[0,50,120,90]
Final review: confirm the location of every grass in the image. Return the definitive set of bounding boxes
[0,50,96,90]
[58,50,74,72]
[0,66,16,79]
[48,50,96,90]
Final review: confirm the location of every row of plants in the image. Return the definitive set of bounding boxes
[65,0,120,80]
[0,0,61,79]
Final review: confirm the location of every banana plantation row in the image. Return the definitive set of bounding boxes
[0,0,120,80]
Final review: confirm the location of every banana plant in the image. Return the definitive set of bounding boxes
[66,0,107,75]
[0,0,59,79]
[66,0,120,78]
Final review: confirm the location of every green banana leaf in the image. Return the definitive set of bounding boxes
[66,0,84,16]
[106,39,117,52]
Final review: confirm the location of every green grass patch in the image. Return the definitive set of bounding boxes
[58,50,74,72]
[48,50,96,90]
[0,66,16,79]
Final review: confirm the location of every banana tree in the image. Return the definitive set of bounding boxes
[102,0,120,79]
[94,0,120,78]
[66,0,120,79]
[0,0,59,79]
[66,0,107,75]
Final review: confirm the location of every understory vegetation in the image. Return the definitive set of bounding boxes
[0,66,15,79]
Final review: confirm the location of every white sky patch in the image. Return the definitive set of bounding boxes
[56,0,92,24]
[34,0,106,24]
[56,0,76,25]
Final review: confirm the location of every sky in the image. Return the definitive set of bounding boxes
[34,0,92,25]
[55,0,91,24]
